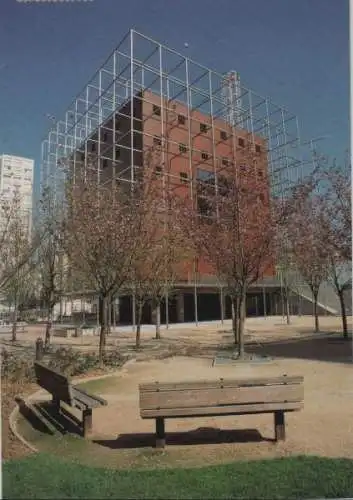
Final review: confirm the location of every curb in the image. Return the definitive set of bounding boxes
[8,357,137,454]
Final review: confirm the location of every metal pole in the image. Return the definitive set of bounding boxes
[132,293,136,333]
[130,30,134,187]
[165,291,169,329]
[220,286,224,325]
[263,286,267,318]
[194,260,198,326]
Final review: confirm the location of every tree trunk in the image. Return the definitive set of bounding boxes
[107,296,112,335]
[135,299,144,349]
[11,297,18,343]
[237,291,246,359]
[45,304,54,350]
[284,286,291,325]
[313,292,319,333]
[98,295,108,368]
[231,296,239,345]
[338,289,348,339]
[155,301,161,340]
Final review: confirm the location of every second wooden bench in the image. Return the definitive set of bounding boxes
[139,375,304,448]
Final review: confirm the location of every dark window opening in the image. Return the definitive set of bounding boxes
[200,123,208,133]
[153,104,161,116]
[222,157,229,166]
[240,165,247,172]
[220,130,227,140]
[178,114,186,125]
[102,159,108,169]
[180,172,188,183]
[238,137,245,147]
[255,144,261,153]
[155,166,162,176]
[201,151,209,161]
[153,136,162,146]
[115,147,120,159]
[179,143,187,154]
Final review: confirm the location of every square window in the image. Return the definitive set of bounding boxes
[180,172,188,183]
[178,114,186,125]
[153,104,161,116]
[179,143,187,154]
[222,157,229,166]
[255,144,261,153]
[201,151,209,161]
[200,123,208,133]
[220,130,227,141]
[238,137,245,147]
[155,166,162,175]
[153,136,162,146]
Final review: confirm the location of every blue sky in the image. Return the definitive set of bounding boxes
[0,0,349,196]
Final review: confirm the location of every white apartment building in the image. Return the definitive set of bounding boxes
[0,154,34,234]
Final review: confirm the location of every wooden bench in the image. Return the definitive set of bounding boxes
[34,361,108,437]
[139,375,304,448]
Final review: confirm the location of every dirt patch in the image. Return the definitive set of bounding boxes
[7,316,353,466]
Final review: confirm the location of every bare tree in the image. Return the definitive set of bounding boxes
[37,187,67,349]
[183,145,276,358]
[130,150,187,346]
[0,194,37,293]
[287,192,329,333]
[64,176,143,367]
[0,193,38,341]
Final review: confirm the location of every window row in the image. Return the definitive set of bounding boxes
[154,167,264,183]
[152,138,260,155]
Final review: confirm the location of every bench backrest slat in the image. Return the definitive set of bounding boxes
[139,376,304,411]
[34,361,73,405]
[140,375,303,393]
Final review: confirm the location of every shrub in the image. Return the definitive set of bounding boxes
[1,348,35,383]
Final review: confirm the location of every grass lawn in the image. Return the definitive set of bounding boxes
[3,453,353,499]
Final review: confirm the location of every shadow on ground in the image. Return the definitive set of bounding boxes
[94,427,273,449]
[16,399,82,437]
[247,334,352,365]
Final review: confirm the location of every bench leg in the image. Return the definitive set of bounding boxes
[155,417,165,449]
[82,409,93,438]
[274,411,285,441]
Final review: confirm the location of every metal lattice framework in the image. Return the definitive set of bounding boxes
[40,29,316,204]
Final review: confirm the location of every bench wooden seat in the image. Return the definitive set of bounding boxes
[34,361,108,437]
[139,375,304,448]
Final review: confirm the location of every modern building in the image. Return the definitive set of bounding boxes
[41,30,339,324]
[0,154,34,235]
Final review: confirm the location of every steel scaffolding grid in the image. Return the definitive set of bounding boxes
[40,29,314,205]
[39,29,322,324]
